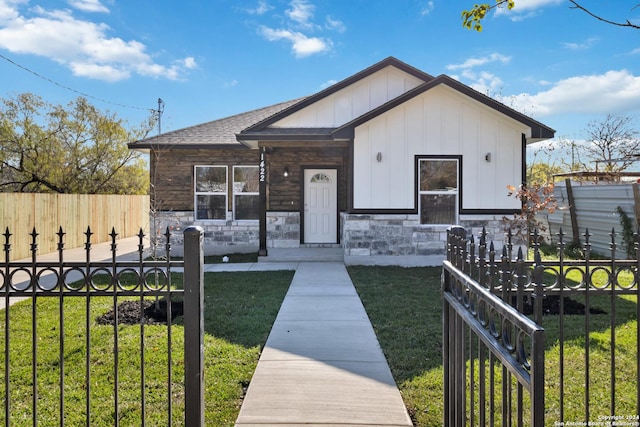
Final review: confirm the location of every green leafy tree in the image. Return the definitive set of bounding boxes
[527,162,565,186]
[0,93,153,194]
[463,1,640,31]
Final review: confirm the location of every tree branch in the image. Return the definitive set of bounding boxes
[567,1,640,29]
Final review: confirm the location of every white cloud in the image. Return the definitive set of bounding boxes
[446,53,510,95]
[562,37,599,50]
[508,70,640,117]
[320,79,337,89]
[325,15,345,33]
[182,57,197,69]
[224,79,238,88]
[420,1,435,16]
[255,0,341,58]
[447,52,511,71]
[286,0,315,29]
[246,0,272,15]
[471,71,505,95]
[495,0,563,20]
[0,0,25,23]
[259,26,331,57]
[70,61,129,81]
[0,2,196,81]
[68,0,109,13]
[473,0,567,23]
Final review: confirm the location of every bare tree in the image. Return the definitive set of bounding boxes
[582,115,640,173]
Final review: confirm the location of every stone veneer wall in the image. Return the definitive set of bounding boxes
[266,212,300,248]
[150,211,259,256]
[150,210,518,264]
[341,213,513,266]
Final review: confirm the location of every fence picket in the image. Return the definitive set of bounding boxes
[0,226,203,426]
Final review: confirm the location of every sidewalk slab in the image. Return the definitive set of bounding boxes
[235,262,412,427]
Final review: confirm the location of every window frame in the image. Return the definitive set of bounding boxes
[194,165,228,221]
[232,165,260,221]
[417,156,460,225]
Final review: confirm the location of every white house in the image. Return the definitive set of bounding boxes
[129,57,555,265]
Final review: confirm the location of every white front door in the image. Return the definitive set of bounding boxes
[304,169,337,244]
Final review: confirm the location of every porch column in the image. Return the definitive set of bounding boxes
[259,146,268,256]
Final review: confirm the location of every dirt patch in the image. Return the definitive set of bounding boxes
[96,299,184,325]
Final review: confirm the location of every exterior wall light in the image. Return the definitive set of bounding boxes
[376,152,382,162]
[283,167,289,178]
[485,152,491,162]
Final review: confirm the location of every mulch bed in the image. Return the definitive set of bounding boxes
[98,294,603,326]
[514,295,606,316]
[96,299,184,325]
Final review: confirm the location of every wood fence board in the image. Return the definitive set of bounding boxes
[0,194,149,259]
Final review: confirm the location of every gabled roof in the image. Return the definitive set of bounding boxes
[332,74,556,141]
[236,58,554,144]
[128,97,305,149]
[129,56,555,150]
[238,57,434,136]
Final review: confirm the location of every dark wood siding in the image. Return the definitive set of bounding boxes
[150,146,257,211]
[263,142,349,212]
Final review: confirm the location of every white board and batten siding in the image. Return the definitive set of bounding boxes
[271,65,425,128]
[353,84,528,211]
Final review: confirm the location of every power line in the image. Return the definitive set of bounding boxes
[0,52,155,113]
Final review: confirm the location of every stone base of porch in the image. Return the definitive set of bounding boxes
[258,247,344,262]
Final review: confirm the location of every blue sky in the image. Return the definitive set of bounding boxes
[1,0,639,152]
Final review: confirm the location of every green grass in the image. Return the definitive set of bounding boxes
[3,265,637,426]
[0,270,293,426]
[348,266,443,425]
[348,265,640,426]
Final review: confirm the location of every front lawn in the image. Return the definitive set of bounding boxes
[348,265,640,426]
[0,270,293,426]
[3,265,636,426]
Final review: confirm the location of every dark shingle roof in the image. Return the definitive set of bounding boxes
[128,97,306,149]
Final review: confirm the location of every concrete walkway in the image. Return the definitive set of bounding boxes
[234,262,413,427]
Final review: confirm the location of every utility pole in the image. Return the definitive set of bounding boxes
[157,98,165,135]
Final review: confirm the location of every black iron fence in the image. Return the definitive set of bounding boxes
[443,226,640,426]
[0,226,205,426]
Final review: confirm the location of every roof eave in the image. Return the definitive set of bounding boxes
[128,142,247,150]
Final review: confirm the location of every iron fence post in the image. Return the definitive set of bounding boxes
[184,226,204,427]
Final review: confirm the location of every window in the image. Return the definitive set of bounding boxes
[310,173,331,183]
[195,166,227,220]
[233,166,259,220]
[419,158,459,224]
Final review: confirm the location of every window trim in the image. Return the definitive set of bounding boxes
[232,165,259,221]
[194,165,228,221]
[417,156,461,225]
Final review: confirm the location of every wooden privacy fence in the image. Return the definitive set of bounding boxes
[0,194,149,259]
